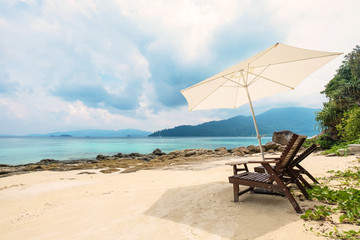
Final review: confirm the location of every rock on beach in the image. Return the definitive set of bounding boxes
[0,140,285,177]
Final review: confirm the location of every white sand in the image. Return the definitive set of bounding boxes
[0,155,358,240]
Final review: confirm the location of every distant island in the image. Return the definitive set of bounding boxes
[149,107,320,137]
[26,129,152,138]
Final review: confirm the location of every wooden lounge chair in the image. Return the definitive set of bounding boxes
[226,134,306,213]
[254,143,319,195]
[289,144,319,185]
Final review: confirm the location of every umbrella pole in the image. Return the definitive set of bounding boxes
[245,87,265,160]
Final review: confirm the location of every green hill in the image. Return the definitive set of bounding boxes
[149,107,320,137]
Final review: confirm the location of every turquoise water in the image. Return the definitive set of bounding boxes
[0,136,271,165]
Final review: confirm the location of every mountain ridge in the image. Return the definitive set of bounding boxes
[149,107,320,137]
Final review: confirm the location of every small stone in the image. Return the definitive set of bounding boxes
[185,150,197,157]
[100,168,120,174]
[129,153,141,158]
[215,147,228,155]
[96,154,106,160]
[264,141,279,150]
[77,171,97,175]
[36,159,60,165]
[326,153,337,157]
[267,149,275,153]
[114,153,123,158]
[152,148,166,156]
[338,149,345,156]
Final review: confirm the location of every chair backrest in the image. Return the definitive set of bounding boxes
[275,133,307,171]
[290,144,318,168]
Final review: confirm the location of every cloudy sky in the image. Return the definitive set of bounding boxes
[0,0,359,135]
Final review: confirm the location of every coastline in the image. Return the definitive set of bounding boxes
[0,143,280,178]
[0,154,359,239]
[0,136,272,165]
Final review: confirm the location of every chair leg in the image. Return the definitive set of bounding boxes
[272,175,302,213]
[304,171,319,184]
[296,164,319,184]
[263,164,302,213]
[282,185,302,213]
[287,169,309,199]
[233,184,239,202]
[232,184,253,202]
[298,174,312,189]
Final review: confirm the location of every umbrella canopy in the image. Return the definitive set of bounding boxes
[181,43,342,159]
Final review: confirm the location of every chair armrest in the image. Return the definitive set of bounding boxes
[247,160,279,164]
[225,160,279,165]
[225,160,249,166]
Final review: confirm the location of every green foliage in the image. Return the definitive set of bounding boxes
[336,106,360,142]
[324,139,360,155]
[301,205,333,221]
[316,45,360,143]
[321,227,360,240]
[333,168,360,181]
[303,134,336,150]
[346,45,360,79]
[317,135,337,149]
[303,138,317,148]
[325,141,351,155]
[307,186,360,225]
[306,225,360,239]
[303,167,360,239]
[316,101,343,133]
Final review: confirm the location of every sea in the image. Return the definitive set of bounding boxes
[0,136,272,165]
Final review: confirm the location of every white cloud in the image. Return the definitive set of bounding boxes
[115,0,245,65]
[235,0,360,114]
[266,0,360,52]
[0,0,359,134]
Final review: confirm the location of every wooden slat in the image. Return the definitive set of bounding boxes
[290,144,318,167]
[233,172,271,183]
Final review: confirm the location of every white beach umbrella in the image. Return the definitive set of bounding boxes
[180,43,342,160]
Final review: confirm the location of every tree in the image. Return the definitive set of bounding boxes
[316,45,360,142]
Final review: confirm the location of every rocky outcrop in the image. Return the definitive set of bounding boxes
[272,130,295,145]
[0,142,289,177]
[231,146,250,156]
[348,144,360,155]
[96,152,157,162]
[215,147,228,155]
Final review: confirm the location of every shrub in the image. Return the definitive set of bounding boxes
[336,106,360,142]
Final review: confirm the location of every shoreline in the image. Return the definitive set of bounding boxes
[0,142,283,178]
[0,154,359,239]
[0,136,273,165]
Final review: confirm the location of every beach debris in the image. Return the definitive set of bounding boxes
[77,171,97,175]
[100,168,120,174]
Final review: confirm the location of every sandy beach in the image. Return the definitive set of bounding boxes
[0,154,358,240]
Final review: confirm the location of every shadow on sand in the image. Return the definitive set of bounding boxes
[144,182,299,239]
